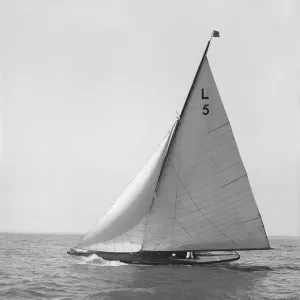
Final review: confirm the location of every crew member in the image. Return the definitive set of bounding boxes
[186,252,194,259]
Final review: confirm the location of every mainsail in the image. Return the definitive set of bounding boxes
[78,34,270,253]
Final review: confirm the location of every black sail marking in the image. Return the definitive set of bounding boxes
[222,174,247,188]
[210,122,230,133]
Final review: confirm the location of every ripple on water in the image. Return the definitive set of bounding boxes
[0,234,300,300]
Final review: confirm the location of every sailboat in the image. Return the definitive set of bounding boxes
[67,31,270,265]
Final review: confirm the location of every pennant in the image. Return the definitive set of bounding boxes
[212,30,220,37]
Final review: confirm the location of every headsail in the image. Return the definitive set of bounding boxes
[142,56,270,251]
[77,130,172,251]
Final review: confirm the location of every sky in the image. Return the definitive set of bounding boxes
[0,0,299,236]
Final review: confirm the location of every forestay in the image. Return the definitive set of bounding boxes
[142,57,270,251]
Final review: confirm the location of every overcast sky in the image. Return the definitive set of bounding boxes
[0,0,299,236]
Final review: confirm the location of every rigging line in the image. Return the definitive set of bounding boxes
[170,162,241,248]
[171,132,181,246]
[168,162,193,241]
[210,156,221,171]
[140,122,178,250]
[176,218,193,237]
[140,212,151,251]
[150,161,192,251]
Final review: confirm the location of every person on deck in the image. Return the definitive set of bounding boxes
[172,253,176,259]
[186,252,194,259]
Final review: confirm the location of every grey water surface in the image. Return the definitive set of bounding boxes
[0,233,299,300]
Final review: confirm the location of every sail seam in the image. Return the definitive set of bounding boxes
[195,140,235,159]
[240,216,261,224]
[209,122,230,133]
[191,182,249,209]
[206,197,252,221]
[221,174,247,187]
[189,175,248,199]
[188,168,245,195]
[192,161,241,184]
[194,142,238,166]
[175,191,251,223]
[192,184,249,206]
[176,197,253,235]
[195,132,233,150]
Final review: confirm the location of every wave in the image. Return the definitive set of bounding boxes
[3,288,45,298]
[77,254,128,266]
[221,263,273,272]
[220,263,300,272]
[280,244,297,248]
[275,265,300,271]
[86,287,156,299]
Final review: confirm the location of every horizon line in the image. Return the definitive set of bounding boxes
[0,231,86,235]
[0,231,299,238]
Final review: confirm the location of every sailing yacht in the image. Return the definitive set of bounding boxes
[67,31,270,265]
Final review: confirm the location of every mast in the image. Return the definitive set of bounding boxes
[154,30,220,195]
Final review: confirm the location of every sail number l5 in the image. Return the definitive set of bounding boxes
[201,88,210,115]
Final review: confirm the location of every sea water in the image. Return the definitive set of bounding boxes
[0,233,299,299]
